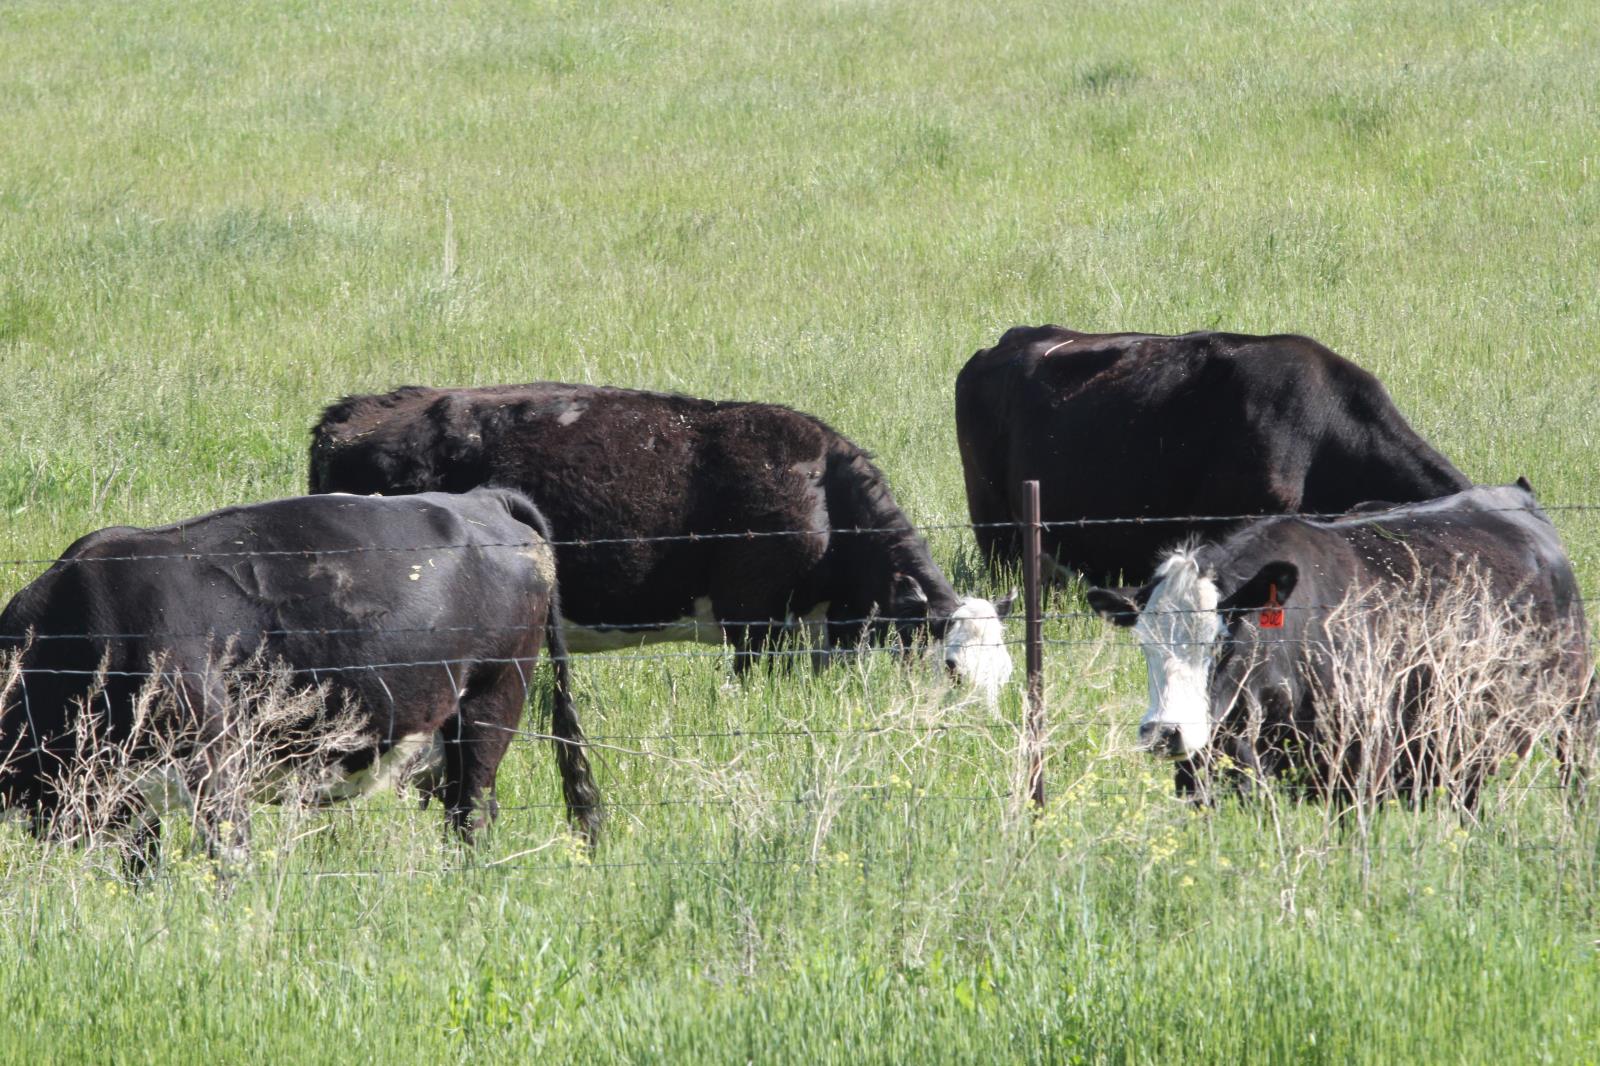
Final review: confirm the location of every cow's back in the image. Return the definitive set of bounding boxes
[1326,486,1586,632]
[173,491,549,671]
[1208,485,1589,670]
[310,383,845,629]
[2,489,553,706]
[957,326,1469,583]
[0,488,592,846]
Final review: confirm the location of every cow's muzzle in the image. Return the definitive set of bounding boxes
[1138,721,1189,759]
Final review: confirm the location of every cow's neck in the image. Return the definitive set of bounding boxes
[825,448,961,617]
[891,540,963,618]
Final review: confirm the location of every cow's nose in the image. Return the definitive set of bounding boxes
[944,656,961,677]
[1139,722,1184,756]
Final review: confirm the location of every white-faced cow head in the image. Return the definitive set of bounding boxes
[892,574,1016,704]
[943,594,1017,702]
[1087,549,1300,760]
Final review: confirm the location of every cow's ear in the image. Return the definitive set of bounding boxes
[1515,475,1536,496]
[1220,562,1299,616]
[891,573,930,617]
[1087,586,1142,627]
[993,589,1018,621]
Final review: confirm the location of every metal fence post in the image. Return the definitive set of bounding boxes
[1022,480,1045,811]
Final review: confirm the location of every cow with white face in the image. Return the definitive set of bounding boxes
[938,594,1016,703]
[1092,549,1229,759]
[1087,483,1593,807]
[310,381,1017,703]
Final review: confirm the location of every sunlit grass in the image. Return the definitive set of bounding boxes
[4,0,1600,1060]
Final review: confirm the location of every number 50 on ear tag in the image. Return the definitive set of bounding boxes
[1258,583,1285,629]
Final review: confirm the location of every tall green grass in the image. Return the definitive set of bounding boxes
[3,0,1599,1060]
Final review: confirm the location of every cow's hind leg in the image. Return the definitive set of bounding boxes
[724,622,785,675]
[107,801,163,883]
[971,487,1019,573]
[437,680,521,843]
[1558,694,1598,805]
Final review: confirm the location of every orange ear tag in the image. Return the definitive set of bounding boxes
[1258,583,1285,629]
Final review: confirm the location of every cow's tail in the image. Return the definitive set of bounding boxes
[498,489,604,845]
[545,588,602,845]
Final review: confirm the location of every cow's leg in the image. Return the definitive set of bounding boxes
[724,622,784,675]
[1454,765,1488,824]
[709,538,819,675]
[107,801,163,882]
[815,605,876,671]
[1558,698,1596,804]
[973,524,1018,572]
[1173,752,1215,806]
[1558,726,1593,807]
[803,604,850,673]
[710,586,786,675]
[967,478,1017,571]
[438,682,519,843]
[1219,736,1266,799]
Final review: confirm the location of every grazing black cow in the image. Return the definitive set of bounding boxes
[1087,482,1593,808]
[0,488,600,867]
[308,383,1015,701]
[956,325,1471,584]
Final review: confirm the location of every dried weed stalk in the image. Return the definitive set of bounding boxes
[1295,562,1592,820]
[1219,561,1597,901]
[2,645,373,872]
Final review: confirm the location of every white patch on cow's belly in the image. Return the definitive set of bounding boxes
[312,732,445,803]
[799,601,830,641]
[135,765,197,820]
[562,598,834,653]
[130,733,446,821]
[563,596,725,652]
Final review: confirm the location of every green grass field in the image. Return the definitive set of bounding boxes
[4,0,1600,1060]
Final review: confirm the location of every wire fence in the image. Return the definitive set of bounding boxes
[2,497,1598,883]
[6,591,1600,644]
[2,500,1597,570]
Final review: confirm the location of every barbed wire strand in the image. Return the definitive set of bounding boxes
[1,506,1597,887]
[4,590,1598,645]
[2,502,1598,569]
[8,625,1600,680]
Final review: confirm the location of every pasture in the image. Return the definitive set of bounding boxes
[3,0,1600,1060]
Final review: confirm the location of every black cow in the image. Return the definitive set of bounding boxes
[308,383,1015,701]
[1087,482,1592,808]
[956,325,1471,584]
[0,488,600,867]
